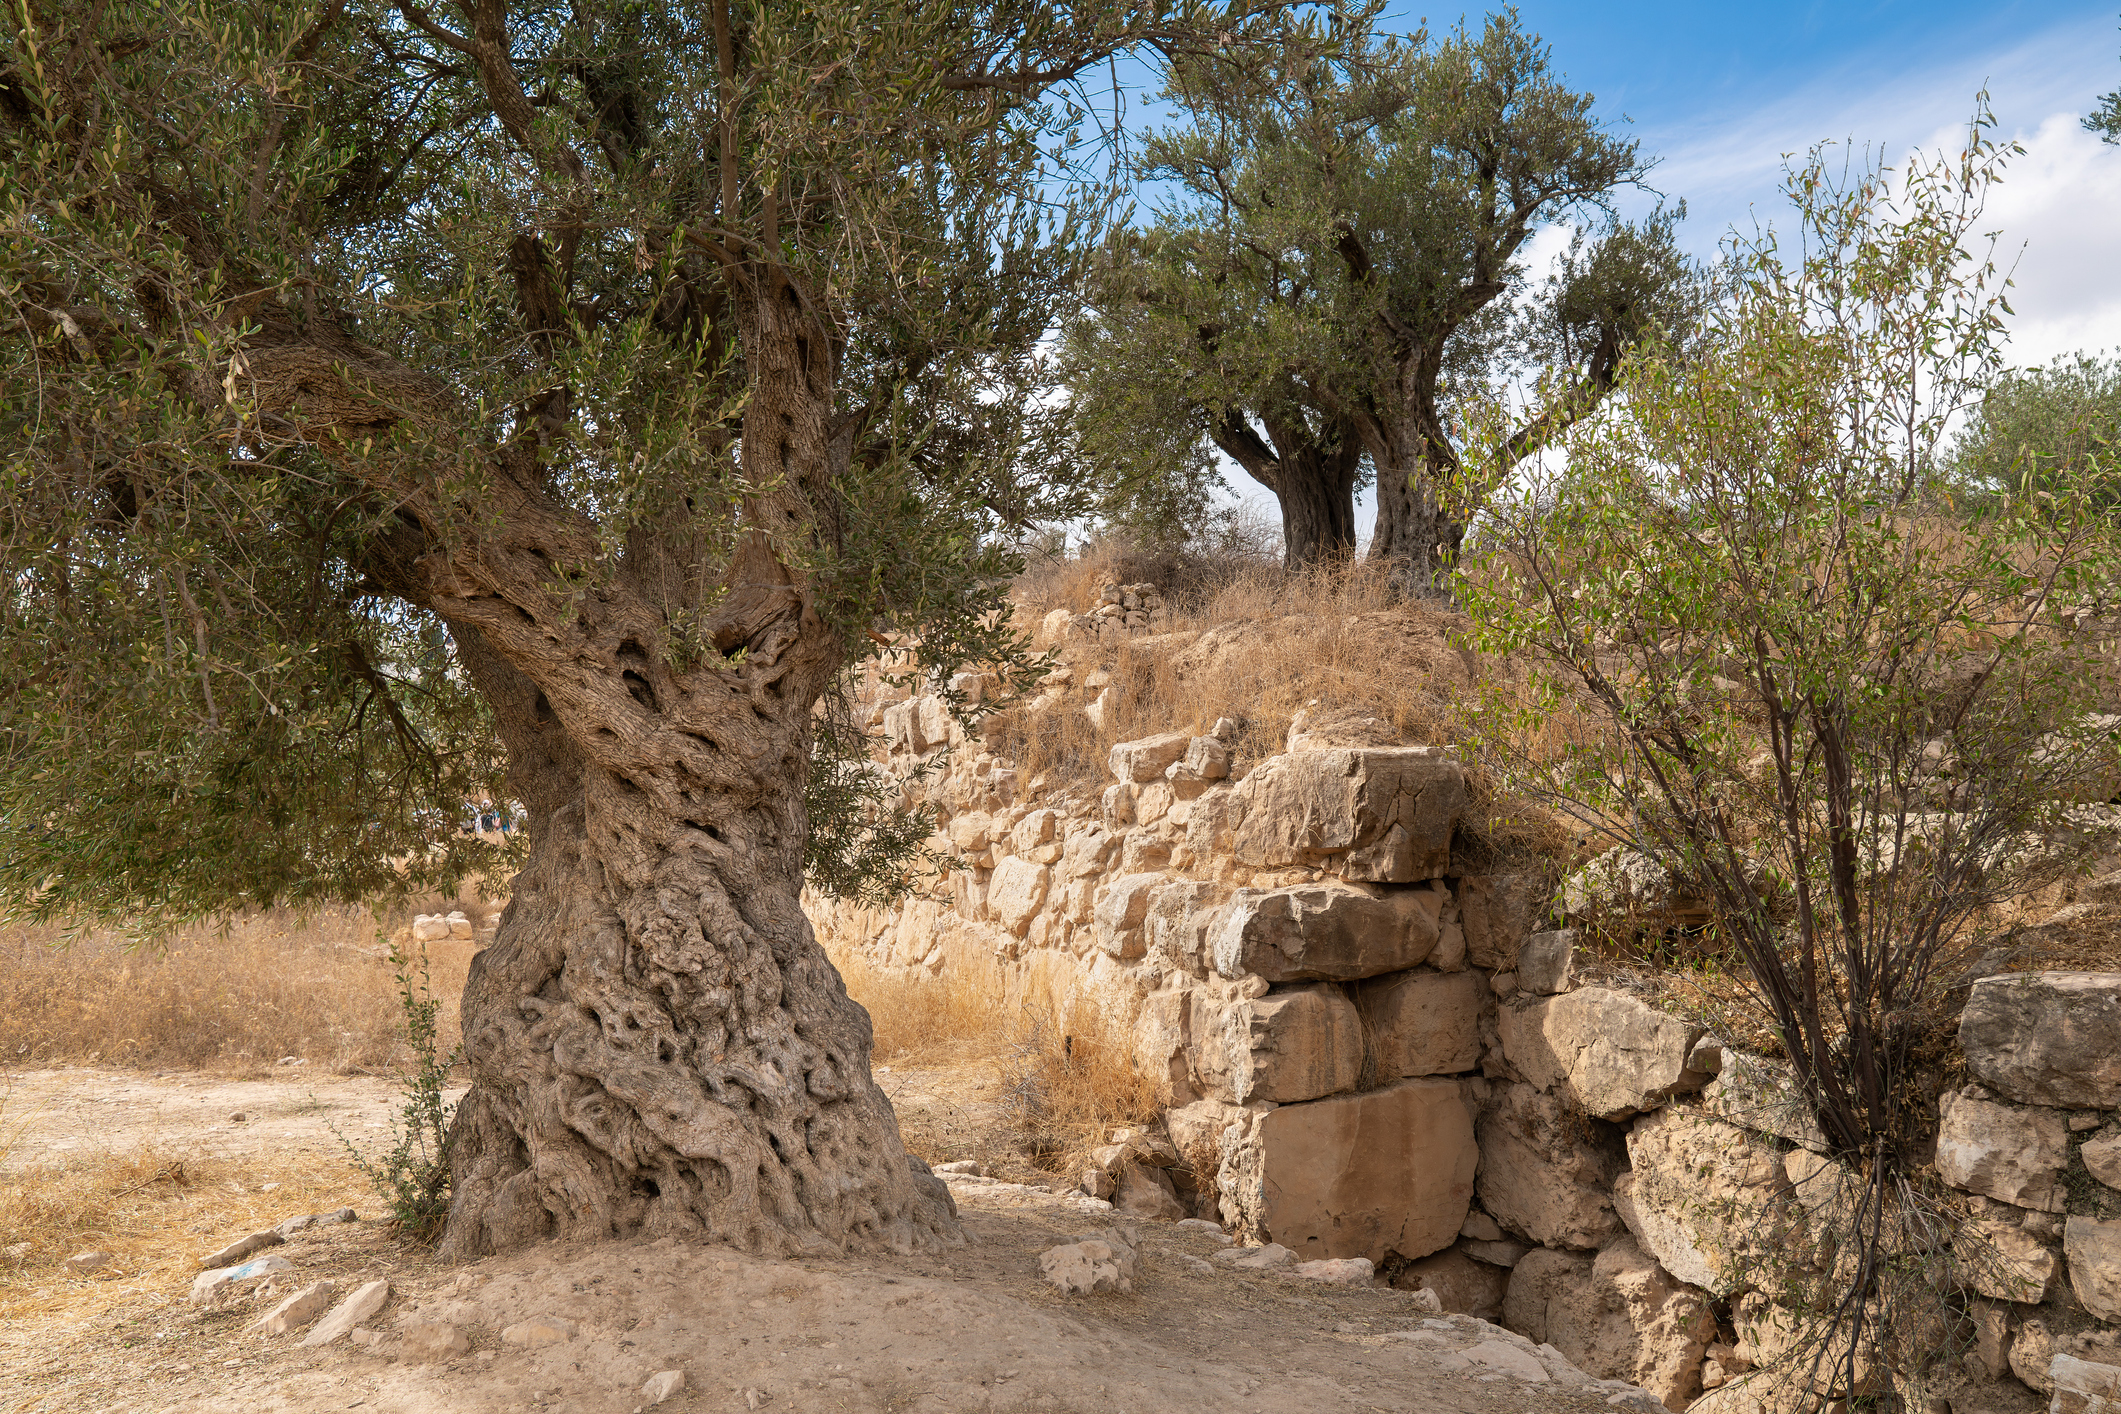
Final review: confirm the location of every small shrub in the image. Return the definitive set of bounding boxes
[334,937,458,1242]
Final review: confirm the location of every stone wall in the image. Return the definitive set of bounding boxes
[808,606,2121,1414]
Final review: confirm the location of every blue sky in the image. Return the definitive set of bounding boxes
[1198,3,2121,536]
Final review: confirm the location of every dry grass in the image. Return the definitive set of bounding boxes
[998,548,1590,868]
[0,895,490,1074]
[829,945,1160,1179]
[0,1137,368,1332]
[1002,556,1460,783]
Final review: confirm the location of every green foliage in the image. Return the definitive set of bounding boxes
[1462,109,2120,1400]
[1949,351,2121,501]
[0,0,1278,920]
[1065,5,1696,573]
[334,936,458,1242]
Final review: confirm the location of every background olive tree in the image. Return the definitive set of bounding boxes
[1462,116,2121,1402]
[1064,7,1698,580]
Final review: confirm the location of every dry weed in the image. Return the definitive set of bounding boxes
[0,904,480,1073]
[829,945,1160,1179]
[0,1143,367,1331]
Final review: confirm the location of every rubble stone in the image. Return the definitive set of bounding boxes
[1109,733,1193,784]
[1957,1219,2062,1303]
[986,857,1050,936]
[1499,988,1712,1120]
[1475,1082,1625,1251]
[1503,1238,1716,1413]
[2067,1215,2121,1321]
[1458,874,1546,971]
[2086,1131,2121,1190]
[1392,1247,1508,1318]
[1515,930,1576,995]
[2052,1354,2121,1414]
[1620,1109,1792,1296]
[1935,1087,2069,1212]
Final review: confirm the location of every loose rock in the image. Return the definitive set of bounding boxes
[1292,1257,1374,1285]
[300,1279,390,1347]
[1038,1229,1140,1295]
[248,1280,338,1335]
[641,1370,686,1405]
[64,1250,112,1274]
[190,1254,294,1307]
[199,1228,284,1269]
[1213,1242,1297,1271]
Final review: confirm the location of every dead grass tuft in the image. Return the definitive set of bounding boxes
[0,1140,367,1331]
[829,945,1160,1180]
[0,904,478,1074]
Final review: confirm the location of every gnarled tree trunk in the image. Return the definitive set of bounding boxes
[1211,408,1363,569]
[433,603,960,1262]
[427,279,962,1263]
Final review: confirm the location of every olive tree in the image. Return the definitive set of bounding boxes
[0,0,1278,1260]
[1462,117,2120,1399]
[1066,8,1696,581]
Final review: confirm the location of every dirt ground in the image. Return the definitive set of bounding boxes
[0,1067,1664,1414]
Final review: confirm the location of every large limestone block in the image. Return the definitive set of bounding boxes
[1217,984,1364,1105]
[2067,1215,2121,1322]
[1620,1108,1792,1296]
[1503,1239,1716,1413]
[1109,732,1192,784]
[1935,1088,2069,1212]
[986,857,1050,936]
[1499,988,1712,1121]
[1960,972,2121,1108]
[2052,1354,2121,1414]
[1475,1082,1625,1251]
[1359,969,1487,1078]
[1218,1078,1476,1265]
[1223,747,1466,883]
[1212,882,1440,982]
[1458,873,1546,971]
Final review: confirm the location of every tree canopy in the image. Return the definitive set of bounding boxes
[1065,7,1697,577]
[0,0,1281,927]
[0,0,1317,1258]
[1949,351,2121,502]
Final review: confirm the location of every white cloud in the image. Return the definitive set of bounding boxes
[1641,13,2121,367]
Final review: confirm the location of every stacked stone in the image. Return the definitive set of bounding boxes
[810,645,2121,1414]
[1932,974,2121,1396]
